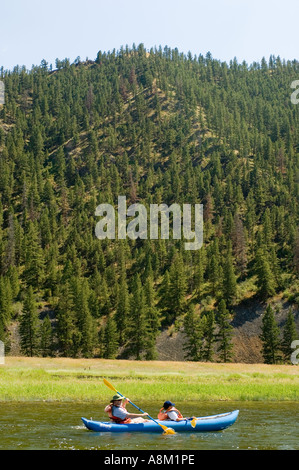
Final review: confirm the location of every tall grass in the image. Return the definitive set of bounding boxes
[0,357,298,402]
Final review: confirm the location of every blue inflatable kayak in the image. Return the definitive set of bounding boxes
[81,410,239,433]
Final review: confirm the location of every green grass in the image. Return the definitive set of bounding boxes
[0,357,298,402]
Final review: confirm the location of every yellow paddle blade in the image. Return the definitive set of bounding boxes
[190,418,197,428]
[160,424,176,435]
[103,378,117,393]
[163,427,176,435]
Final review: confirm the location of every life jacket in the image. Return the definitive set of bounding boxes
[157,407,183,421]
[104,404,132,424]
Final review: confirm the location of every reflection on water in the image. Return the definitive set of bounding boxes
[0,401,298,450]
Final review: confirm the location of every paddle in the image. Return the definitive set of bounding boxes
[190,417,197,428]
[103,378,176,435]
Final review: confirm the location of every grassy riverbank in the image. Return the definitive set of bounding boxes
[0,357,298,402]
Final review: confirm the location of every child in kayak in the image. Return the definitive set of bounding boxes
[158,401,195,422]
[105,394,149,424]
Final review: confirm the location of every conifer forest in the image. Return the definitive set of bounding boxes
[0,45,298,363]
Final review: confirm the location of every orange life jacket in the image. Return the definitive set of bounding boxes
[157,407,183,421]
[104,404,132,424]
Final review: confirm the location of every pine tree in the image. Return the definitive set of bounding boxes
[195,246,206,301]
[99,274,111,315]
[144,275,161,360]
[255,248,276,299]
[127,274,147,360]
[269,245,282,289]
[232,212,248,277]
[293,228,299,275]
[262,208,273,248]
[0,276,12,346]
[40,315,53,357]
[72,278,97,358]
[23,221,45,289]
[2,213,16,273]
[281,308,297,363]
[0,200,3,275]
[183,304,203,361]
[201,310,216,362]
[98,326,105,358]
[260,304,281,364]
[103,314,119,359]
[0,276,12,325]
[216,300,234,363]
[19,287,39,357]
[209,255,220,297]
[7,265,20,300]
[208,239,220,281]
[56,281,77,357]
[159,270,172,324]
[169,253,187,317]
[222,241,237,306]
[115,273,130,345]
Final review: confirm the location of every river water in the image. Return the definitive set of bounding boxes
[0,401,297,450]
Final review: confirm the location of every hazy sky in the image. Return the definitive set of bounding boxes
[0,0,298,70]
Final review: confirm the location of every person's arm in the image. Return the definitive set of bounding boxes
[126,412,149,419]
[167,410,188,422]
[120,398,148,419]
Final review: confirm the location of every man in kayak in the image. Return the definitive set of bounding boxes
[105,394,149,424]
[158,401,195,422]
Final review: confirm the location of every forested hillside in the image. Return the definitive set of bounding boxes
[0,44,298,363]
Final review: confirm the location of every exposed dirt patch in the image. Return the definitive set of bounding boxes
[156,299,299,363]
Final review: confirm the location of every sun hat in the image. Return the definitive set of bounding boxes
[163,400,175,409]
[111,394,123,402]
